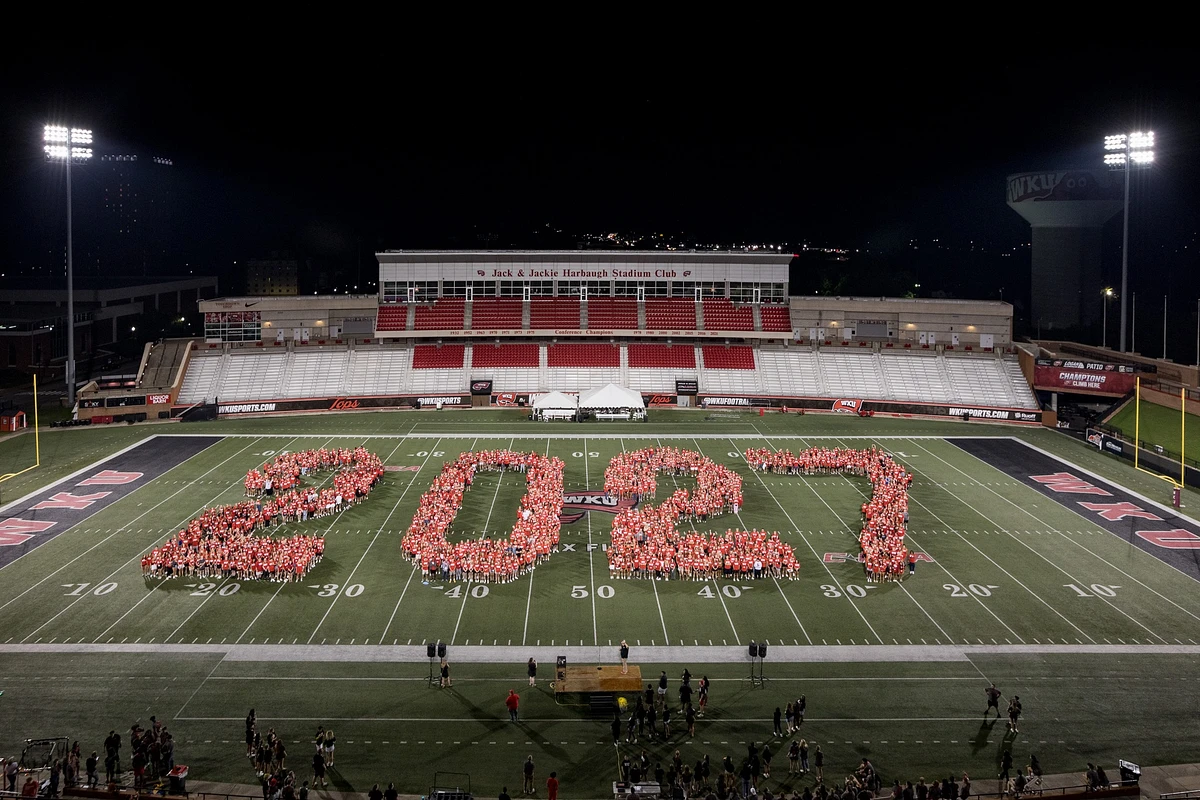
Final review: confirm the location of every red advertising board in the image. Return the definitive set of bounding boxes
[1034,365,1135,395]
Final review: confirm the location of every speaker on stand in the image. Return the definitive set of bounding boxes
[757,642,768,686]
[427,641,439,688]
[747,641,759,686]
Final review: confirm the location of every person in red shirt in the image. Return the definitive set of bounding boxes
[546,772,559,800]
[506,690,520,722]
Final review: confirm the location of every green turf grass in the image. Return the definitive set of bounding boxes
[1106,397,1200,461]
[3,410,1200,796]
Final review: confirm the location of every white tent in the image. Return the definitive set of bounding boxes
[578,384,646,419]
[531,390,578,420]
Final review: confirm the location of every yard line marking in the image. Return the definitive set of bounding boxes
[0,437,259,620]
[879,441,1090,643]
[451,437,514,646]
[25,436,282,645]
[914,439,1167,644]
[308,436,436,644]
[173,656,227,720]
[173,714,992,723]
[379,437,478,643]
[584,437,598,647]
[522,550,536,646]
[693,438,811,645]
[736,437,883,643]
[847,438,1024,644]
[711,579,740,640]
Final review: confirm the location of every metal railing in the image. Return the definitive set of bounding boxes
[946,781,1138,800]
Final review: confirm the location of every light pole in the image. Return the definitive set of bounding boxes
[1101,287,1114,348]
[43,124,92,408]
[1104,131,1155,353]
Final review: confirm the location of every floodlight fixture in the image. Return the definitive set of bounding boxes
[42,122,95,407]
[1103,130,1157,354]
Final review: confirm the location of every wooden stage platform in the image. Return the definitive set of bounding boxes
[553,665,644,695]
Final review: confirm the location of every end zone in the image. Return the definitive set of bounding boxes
[951,437,1200,582]
[0,435,223,569]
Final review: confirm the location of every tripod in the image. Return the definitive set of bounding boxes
[428,656,439,688]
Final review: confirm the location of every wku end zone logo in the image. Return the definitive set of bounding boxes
[832,398,862,413]
[559,491,638,524]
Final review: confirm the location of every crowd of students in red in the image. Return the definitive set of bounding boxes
[401,449,565,584]
[604,447,800,580]
[140,447,384,582]
[745,447,913,580]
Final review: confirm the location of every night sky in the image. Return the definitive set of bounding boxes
[2,43,1197,335]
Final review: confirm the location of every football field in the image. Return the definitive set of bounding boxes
[2,410,1200,796]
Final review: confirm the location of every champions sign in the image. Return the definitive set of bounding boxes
[1034,359,1136,396]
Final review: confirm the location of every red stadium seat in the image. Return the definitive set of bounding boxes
[413,298,465,331]
[376,304,409,332]
[547,343,620,367]
[759,305,792,332]
[470,299,524,329]
[471,343,539,367]
[701,299,753,331]
[645,298,697,329]
[412,344,465,369]
[701,345,755,370]
[585,299,639,329]
[627,343,696,369]
[530,299,581,329]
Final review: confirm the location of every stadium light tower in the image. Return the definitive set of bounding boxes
[1104,131,1154,353]
[43,124,93,407]
[1101,287,1114,349]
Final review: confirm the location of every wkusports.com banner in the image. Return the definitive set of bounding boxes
[206,395,470,415]
[698,394,1040,423]
[1034,358,1138,396]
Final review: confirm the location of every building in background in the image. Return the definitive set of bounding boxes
[77,154,178,277]
[1006,170,1122,333]
[244,256,300,295]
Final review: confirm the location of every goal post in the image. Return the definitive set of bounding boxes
[1133,376,1186,490]
[0,374,41,494]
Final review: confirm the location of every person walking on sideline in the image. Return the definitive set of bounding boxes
[773,707,783,738]
[620,641,630,674]
[528,659,537,687]
[440,659,452,689]
[546,772,559,800]
[523,756,535,795]
[506,690,521,722]
[814,744,823,781]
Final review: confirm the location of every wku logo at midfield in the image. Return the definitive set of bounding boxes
[559,492,638,524]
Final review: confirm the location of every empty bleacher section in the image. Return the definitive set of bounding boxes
[214,353,287,401]
[530,298,581,329]
[138,339,192,389]
[584,298,639,329]
[408,345,465,393]
[376,304,408,331]
[759,305,793,332]
[412,344,465,369]
[470,299,523,329]
[547,343,620,367]
[700,345,761,394]
[628,344,696,369]
[945,355,1037,408]
[701,299,754,331]
[176,354,225,404]
[645,298,696,329]
[282,350,349,397]
[758,349,822,397]
[700,345,755,370]
[469,343,539,393]
[818,350,885,397]
[470,343,539,367]
[344,349,409,396]
[545,343,621,391]
[413,298,465,331]
[173,343,1035,412]
[627,344,697,392]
